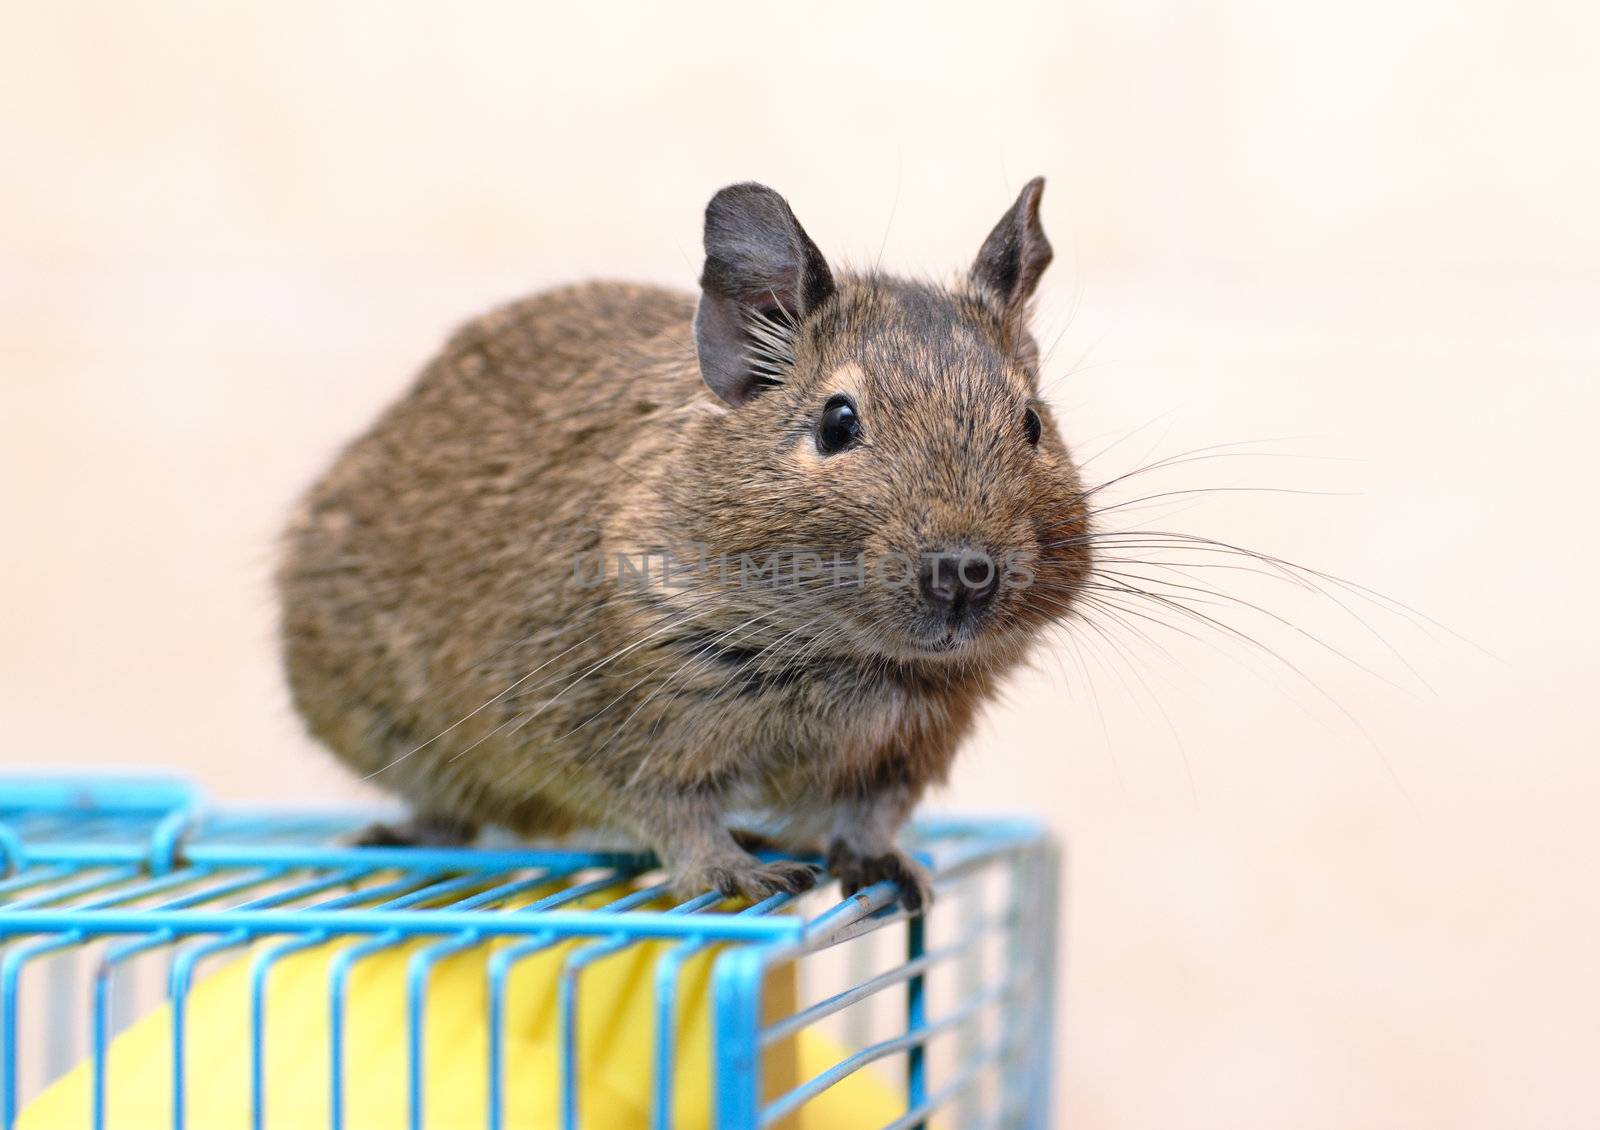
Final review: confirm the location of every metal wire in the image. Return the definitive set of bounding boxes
[0,776,1058,1129]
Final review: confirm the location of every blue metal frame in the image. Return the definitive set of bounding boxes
[0,776,1059,1129]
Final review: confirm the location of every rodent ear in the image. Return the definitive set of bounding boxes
[971,177,1053,325]
[694,183,836,407]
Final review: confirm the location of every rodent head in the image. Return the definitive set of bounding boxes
[670,179,1090,668]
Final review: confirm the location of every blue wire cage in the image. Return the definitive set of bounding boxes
[0,776,1058,1129]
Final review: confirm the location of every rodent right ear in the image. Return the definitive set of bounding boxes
[693,183,836,407]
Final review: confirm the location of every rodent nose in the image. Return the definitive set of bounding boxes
[919,549,1000,614]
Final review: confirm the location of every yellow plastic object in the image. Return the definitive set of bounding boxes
[20,924,901,1130]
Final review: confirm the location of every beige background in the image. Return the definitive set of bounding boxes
[3,2,1597,1126]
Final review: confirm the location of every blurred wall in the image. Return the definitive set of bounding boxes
[3,3,1597,1126]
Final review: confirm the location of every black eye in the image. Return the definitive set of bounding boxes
[817,394,862,455]
[1023,406,1043,446]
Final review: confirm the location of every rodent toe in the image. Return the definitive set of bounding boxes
[684,857,820,902]
[345,815,477,849]
[826,842,931,912]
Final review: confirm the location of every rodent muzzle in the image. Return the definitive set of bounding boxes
[918,548,1000,621]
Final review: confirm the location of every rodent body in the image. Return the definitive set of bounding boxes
[278,181,1089,906]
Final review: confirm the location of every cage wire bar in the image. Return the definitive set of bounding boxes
[0,776,1058,1129]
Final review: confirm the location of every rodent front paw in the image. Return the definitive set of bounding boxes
[826,840,931,912]
[676,855,820,903]
[345,815,477,848]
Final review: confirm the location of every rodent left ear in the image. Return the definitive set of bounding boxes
[971,177,1053,325]
[694,183,836,407]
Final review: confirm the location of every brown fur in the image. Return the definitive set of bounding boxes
[277,181,1090,907]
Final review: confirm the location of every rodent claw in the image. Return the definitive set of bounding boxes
[682,857,821,903]
[345,816,477,849]
[826,841,931,913]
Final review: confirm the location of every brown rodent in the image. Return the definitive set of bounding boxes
[277,178,1090,909]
